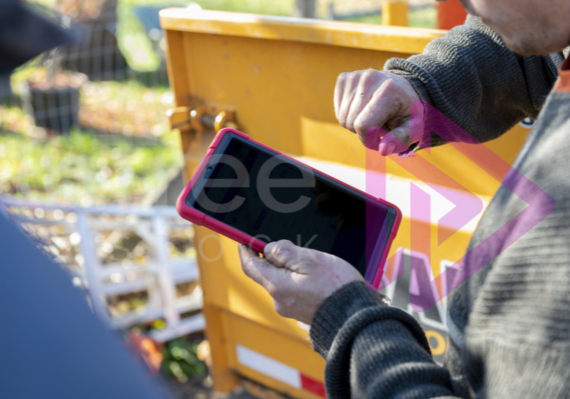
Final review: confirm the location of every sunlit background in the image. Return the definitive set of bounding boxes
[0,0,437,396]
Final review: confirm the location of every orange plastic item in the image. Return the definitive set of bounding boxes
[437,0,468,30]
[127,331,164,374]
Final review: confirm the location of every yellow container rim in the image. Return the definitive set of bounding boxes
[159,8,445,54]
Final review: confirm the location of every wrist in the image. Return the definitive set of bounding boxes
[309,281,388,358]
[385,69,433,105]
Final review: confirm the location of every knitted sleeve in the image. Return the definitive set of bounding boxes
[385,15,562,148]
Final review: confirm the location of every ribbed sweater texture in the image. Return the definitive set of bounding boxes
[310,15,570,399]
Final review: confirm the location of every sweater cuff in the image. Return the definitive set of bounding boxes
[384,69,449,151]
[309,281,388,358]
[384,69,434,106]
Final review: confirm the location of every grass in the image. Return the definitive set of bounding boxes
[1,75,180,205]
[0,127,182,205]
[3,48,180,202]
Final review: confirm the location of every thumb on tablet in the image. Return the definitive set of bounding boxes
[264,240,298,268]
[238,244,281,291]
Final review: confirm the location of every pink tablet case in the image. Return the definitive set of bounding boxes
[176,128,401,288]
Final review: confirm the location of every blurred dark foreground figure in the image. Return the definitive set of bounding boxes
[0,209,167,398]
[0,2,166,398]
[0,0,77,75]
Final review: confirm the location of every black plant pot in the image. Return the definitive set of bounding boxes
[29,85,80,133]
[26,73,87,134]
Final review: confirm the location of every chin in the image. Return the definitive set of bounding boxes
[504,42,549,56]
[500,28,569,56]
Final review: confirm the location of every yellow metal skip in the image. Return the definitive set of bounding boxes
[383,0,410,27]
[161,8,532,398]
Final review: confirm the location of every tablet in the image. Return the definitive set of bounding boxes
[177,128,401,288]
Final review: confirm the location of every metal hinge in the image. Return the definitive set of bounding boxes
[167,101,238,133]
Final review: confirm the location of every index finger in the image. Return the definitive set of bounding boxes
[334,72,348,120]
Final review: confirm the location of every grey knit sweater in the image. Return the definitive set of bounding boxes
[309,15,570,398]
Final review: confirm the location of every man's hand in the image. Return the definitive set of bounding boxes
[335,69,421,156]
[238,241,364,325]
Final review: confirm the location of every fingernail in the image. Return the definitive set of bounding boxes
[264,242,275,254]
[379,142,396,156]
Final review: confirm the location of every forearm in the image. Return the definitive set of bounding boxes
[310,282,458,398]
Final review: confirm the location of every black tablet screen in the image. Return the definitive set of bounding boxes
[188,134,396,277]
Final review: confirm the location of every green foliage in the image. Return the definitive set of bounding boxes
[345,6,437,29]
[0,128,182,205]
[409,6,437,29]
[117,2,162,71]
[1,75,180,205]
[161,338,207,383]
[117,0,296,71]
